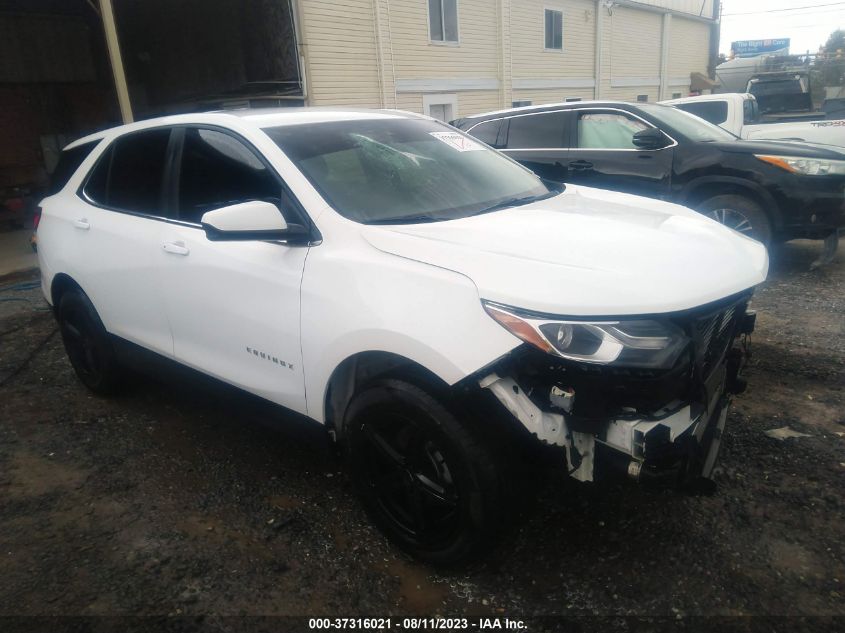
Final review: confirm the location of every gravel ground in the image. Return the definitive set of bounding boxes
[0,242,843,627]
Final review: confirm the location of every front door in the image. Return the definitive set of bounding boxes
[157,126,309,413]
[566,109,673,200]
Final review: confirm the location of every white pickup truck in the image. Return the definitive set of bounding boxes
[661,93,845,148]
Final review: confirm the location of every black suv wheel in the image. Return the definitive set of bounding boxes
[344,379,504,565]
[58,289,123,394]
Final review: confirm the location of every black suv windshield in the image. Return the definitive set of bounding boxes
[638,103,737,143]
[264,118,552,224]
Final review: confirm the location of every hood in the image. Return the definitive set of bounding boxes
[714,137,845,158]
[361,185,768,317]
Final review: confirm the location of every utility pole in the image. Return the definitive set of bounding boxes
[99,0,133,123]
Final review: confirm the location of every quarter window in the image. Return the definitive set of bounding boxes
[177,128,281,224]
[429,0,458,43]
[50,140,99,195]
[544,9,563,50]
[505,111,567,149]
[467,120,503,147]
[576,112,649,149]
[84,128,172,215]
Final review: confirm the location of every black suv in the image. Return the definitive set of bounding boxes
[452,101,845,246]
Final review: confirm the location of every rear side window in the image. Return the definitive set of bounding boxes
[176,128,281,224]
[84,128,172,215]
[49,141,99,195]
[675,101,729,126]
[505,111,567,149]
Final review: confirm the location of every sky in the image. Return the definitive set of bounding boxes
[719,0,845,55]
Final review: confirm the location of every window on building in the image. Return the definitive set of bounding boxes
[84,129,172,215]
[429,0,458,43]
[544,9,563,50]
[565,97,582,102]
[512,100,532,108]
[505,111,567,149]
[424,94,458,122]
[672,92,683,99]
[177,128,281,224]
[576,112,649,149]
[636,94,649,103]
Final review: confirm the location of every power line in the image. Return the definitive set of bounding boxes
[722,2,845,17]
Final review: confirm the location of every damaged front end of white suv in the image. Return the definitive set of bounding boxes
[476,294,757,485]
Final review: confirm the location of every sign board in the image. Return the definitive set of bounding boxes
[731,39,790,58]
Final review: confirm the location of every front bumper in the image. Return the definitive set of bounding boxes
[478,296,754,484]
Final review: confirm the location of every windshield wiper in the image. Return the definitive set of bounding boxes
[467,190,560,217]
[363,215,449,225]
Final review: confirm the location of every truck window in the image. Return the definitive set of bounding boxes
[743,99,759,124]
[674,101,729,126]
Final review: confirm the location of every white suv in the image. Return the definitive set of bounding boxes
[37,109,767,564]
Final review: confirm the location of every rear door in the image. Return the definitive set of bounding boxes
[497,110,571,184]
[70,128,176,356]
[157,126,309,412]
[566,108,674,199]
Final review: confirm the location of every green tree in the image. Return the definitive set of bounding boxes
[818,29,845,87]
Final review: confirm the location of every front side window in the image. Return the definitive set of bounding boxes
[505,111,567,149]
[429,0,458,43]
[264,118,551,224]
[177,128,281,224]
[576,112,649,149]
[544,9,563,50]
[84,128,171,215]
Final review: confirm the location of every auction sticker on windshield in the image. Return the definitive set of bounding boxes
[429,131,485,152]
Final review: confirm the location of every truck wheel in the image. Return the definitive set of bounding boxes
[698,195,772,245]
[58,289,123,395]
[344,379,504,565]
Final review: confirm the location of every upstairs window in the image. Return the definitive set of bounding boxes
[429,0,458,43]
[544,9,563,50]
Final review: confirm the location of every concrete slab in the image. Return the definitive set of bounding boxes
[0,229,37,277]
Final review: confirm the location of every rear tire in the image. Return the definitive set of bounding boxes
[57,290,123,395]
[697,194,772,245]
[344,379,505,566]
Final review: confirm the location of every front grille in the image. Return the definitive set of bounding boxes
[692,305,739,378]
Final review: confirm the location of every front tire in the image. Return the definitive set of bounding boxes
[344,379,504,565]
[698,194,772,245]
[57,289,123,395]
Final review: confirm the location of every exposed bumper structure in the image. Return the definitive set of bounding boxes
[478,296,755,485]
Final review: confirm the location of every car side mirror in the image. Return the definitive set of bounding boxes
[200,201,309,242]
[632,128,669,150]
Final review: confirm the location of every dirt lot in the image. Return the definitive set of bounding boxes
[1,242,843,627]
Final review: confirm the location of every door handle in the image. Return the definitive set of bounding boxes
[162,241,190,256]
[73,218,91,230]
[568,160,594,171]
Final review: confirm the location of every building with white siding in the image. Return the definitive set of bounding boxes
[294,0,721,120]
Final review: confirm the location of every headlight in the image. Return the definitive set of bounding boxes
[483,302,689,369]
[755,154,845,176]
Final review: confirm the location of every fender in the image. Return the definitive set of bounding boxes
[676,176,784,232]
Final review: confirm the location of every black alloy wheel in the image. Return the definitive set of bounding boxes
[345,379,503,565]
